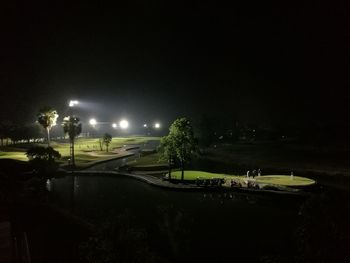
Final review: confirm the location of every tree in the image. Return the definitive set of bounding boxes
[159,135,177,179]
[26,146,61,177]
[98,138,104,151]
[0,120,12,146]
[62,116,82,168]
[102,133,112,152]
[37,107,59,147]
[8,124,22,144]
[167,117,197,181]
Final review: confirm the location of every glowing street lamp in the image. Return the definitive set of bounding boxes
[119,119,129,129]
[154,123,161,129]
[69,100,79,107]
[143,123,148,128]
[112,123,117,129]
[89,118,97,126]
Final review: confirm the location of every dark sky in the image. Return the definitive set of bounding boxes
[1,1,350,127]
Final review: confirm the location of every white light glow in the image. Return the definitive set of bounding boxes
[119,119,129,129]
[154,123,161,129]
[69,100,79,107]
[89,118,97,126]
[143,123,148,128]
[112,123,117,128]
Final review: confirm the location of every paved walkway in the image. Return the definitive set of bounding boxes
[72,170,201,190]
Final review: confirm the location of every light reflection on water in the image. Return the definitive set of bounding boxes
[46,179,51,192]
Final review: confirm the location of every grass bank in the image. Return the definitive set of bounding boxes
[0,136,160,169]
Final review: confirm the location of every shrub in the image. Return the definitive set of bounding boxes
[26,146,61,177]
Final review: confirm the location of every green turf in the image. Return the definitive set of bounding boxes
[170,170,242,181]
[170,170,315,187]
[255,175,316,186]
[0,136,160,168]
[0,151,27,161]
[128,152,167,167]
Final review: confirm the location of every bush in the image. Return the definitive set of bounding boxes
[26,146,61,177]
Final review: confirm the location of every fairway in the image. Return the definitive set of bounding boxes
[171,170,242,181]
[0,136,160,168]
[0,151,27,161]
[255,175,316,186]
[170,170,315,187]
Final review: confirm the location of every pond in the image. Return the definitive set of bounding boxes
[48,174,305,262]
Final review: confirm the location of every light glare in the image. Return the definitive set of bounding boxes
[89,118,97,126]
[119,119,129,129]
[69,100,79,107]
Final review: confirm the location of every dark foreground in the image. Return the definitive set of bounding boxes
[1,159,350,263]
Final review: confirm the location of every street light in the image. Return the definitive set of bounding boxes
[89,118,97,126]
[154,123,161,129]
[143,123,148,128]
[69,100,79,107]
[119,119,129,129]
[112,123,117,128]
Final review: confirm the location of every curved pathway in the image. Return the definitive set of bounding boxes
[66,170,310,196]
[70,170,201,190]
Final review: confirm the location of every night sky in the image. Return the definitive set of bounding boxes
[1,1,349,127]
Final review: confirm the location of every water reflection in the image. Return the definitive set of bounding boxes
[46,179,52,192]
[201,192,258,204]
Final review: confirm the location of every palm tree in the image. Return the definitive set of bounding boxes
[102,133,112,152]
[62,116,82,168]
[37,107,59,147]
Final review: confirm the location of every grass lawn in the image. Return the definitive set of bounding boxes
[0,151,28,161]
[127,152,167,167]
[171,170,242,181]
[255,175,316,186]
[170,170,315,187]
[0,136,160,168]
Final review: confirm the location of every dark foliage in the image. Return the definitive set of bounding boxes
[26,146,61,177]
[295,190,350,263]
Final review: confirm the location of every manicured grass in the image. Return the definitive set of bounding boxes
[170,170,315,188]
[0,136,160,168]
[171,170,242,181]
[255,175,316,186]
[0,151,27,161]
[128,152,167,167]
[126,152,168,171]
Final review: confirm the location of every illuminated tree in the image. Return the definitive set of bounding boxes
[102,133,112,152]
[37,107,58,147]
[167,117,197,181]
[159,135,177,179]
[62,116,82,168]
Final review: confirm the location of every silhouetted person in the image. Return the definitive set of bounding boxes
[252,170,256,178]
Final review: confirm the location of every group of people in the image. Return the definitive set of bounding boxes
[246,169,261,178]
